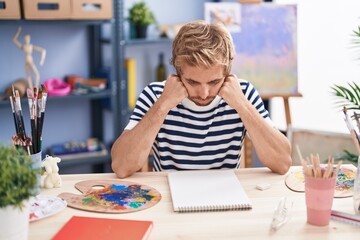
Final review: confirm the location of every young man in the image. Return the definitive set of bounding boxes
[111,20,291,178]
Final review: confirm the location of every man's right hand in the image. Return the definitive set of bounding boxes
[159,74,188,110]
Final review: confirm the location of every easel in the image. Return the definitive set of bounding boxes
[242,92,303,168]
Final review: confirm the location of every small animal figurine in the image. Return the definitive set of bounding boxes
[41,155,62,189]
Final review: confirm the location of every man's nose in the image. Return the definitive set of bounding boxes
[198,85,209,99]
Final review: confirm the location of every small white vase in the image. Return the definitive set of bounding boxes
[0,202,29,240]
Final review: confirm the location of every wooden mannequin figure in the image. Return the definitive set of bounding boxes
[13,27,46,89]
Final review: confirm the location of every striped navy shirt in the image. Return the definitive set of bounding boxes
[125,79,272,171]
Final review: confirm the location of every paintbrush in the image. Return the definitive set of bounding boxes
[354,112,360,134]
[36,90,43,153]
[343,107,360,154]
[27,88,38,154]
[37,84,48,152]
[14,90,27,141]
[9,96,20,136]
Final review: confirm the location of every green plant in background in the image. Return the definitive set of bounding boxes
[128,1,156,26]
[351,26,360,61]
[331,81,360,111]
[334,150,359,163]
[0,145,39,209]
[330,26,360,163]
[331,25,360,112]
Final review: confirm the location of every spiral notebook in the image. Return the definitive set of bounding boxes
[168,170,252,212]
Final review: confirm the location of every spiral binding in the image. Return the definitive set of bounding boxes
[178,204,252,212]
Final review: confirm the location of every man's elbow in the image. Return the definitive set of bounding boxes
[111,159,132,179]
[276,156,292,175]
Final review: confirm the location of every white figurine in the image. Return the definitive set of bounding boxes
[13,27,46,90]
[41,155,62,189]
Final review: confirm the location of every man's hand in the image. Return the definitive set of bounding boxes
[218,74,245,110]
[159,74,188,110]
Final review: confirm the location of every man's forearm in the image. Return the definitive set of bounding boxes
[111,98,170,178]
[235,100,292,174]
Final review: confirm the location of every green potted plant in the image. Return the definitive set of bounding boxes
[330,26,360,163]
[331,26,360,112]
[331,81,360,112]
[0,144,39,240]
[331,81,360,163]
[128,1,156,38]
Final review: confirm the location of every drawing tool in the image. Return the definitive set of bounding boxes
[36,90,42,153]
[331,210,360,227]
[24,137,31,155]
[14,90,27,141]
[27,88,37,154]
[333,160,343,178]
[343,107,360,154]
[323,157,333,179]
[9,96,20,135]
[296,145,312,177]
[354,112,360,133]
[37,84,48,152]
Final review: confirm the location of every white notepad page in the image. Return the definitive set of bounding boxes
[168,170,252,212]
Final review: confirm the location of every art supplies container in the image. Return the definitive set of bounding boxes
[304,173,336,226]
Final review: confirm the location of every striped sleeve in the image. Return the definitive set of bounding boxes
[241,80,275,130]
[125,82,165,130]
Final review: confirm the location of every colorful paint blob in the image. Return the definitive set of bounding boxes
[82,184,160,210]
[58,180,162,213]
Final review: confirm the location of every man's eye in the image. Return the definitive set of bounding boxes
[210,81,220,85]
[188,80,197,85]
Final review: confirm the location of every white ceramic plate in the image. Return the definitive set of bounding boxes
[29,195,67,222]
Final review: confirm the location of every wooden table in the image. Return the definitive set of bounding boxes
[29,166,359,239]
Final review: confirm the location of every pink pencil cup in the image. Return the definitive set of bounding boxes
[304,174,336,226]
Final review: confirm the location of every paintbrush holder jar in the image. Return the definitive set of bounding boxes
[30,151,42,195]
[354,156,360,215]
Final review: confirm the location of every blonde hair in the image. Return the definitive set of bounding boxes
[171,20,234,76]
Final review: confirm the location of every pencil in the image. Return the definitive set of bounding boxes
[333,160,343,178]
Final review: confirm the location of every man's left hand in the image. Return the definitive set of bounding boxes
[218,74,245,110]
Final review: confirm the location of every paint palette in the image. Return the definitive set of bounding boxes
[29,195,67,222]
[58,180,161,213]
[285,166,356,198]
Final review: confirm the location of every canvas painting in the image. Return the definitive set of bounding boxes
[204,2,241,33]
[231,4,298,95]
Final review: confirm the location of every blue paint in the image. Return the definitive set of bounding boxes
[110,184,127,191]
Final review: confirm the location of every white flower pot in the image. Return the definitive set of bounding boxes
[0,202,29,240]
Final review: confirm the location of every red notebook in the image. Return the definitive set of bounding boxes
[52,216,153,240]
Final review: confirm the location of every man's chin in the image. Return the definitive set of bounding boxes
[190,98,213,106]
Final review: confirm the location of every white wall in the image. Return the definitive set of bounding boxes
[272,0,360,133]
